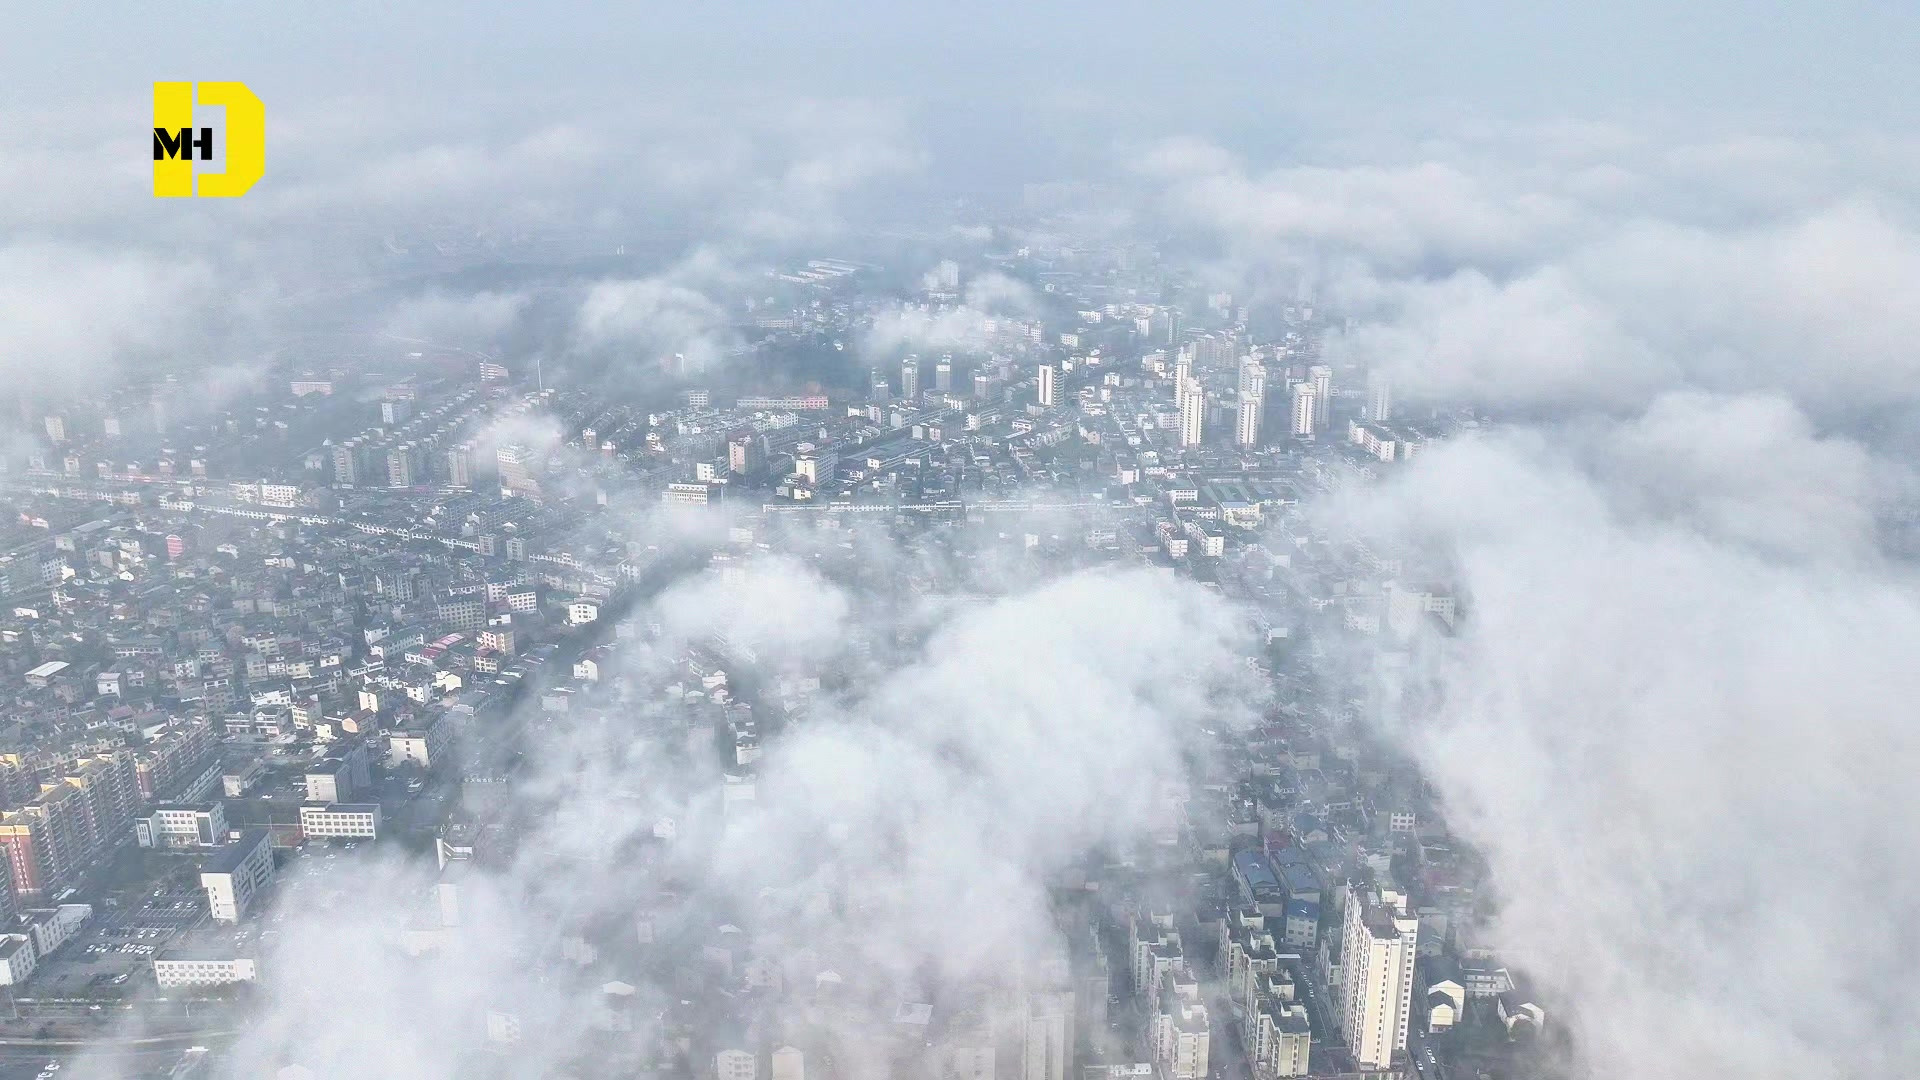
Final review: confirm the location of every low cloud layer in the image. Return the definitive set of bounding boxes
[862,270,1040,356]
[1143,131,1920,419]
[12,46,1920,1080]
[1322,400,1920,1079]
[179,565,1255,1080]
[0,245,222,397]
[574,276,742,374]
[0,93,928,409]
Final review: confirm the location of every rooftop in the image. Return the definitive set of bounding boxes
[201,828,271,875]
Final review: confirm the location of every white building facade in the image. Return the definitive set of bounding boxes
[1337,884,1419,1070]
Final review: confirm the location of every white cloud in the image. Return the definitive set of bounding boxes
[1335,414,1920,1079]
[0,244,220,396]
[651,556,851,666]
[573,276,738,371]
[204,564,1257,1080]
[1148,131,1920,417]
[862,269,1039,356]
[381,290,529,352]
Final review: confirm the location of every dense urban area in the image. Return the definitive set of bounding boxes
[12,4,1920,1080]
[0,226,1583,1080]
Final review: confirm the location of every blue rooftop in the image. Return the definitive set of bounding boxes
[1233,849,1283,895]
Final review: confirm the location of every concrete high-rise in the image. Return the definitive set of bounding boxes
[1290,382,1318,438]
[1309,364,1332,428]
[727,430,765,477]
[1023,990,1074,1080]
[1037,364,1057,407]
[1174,346,1193,414]
[1238,358,1267,400]
[901,357,921,401]
[1336,884,1418,1070]
[1180,378,1205,447]
[935,356,954,393]
[447,444,476,489]
[1366,368,1392,422]
[1149,962,1210,1080]
[497,444,541,500]
[331,442,360,486]
[1236,393,1262,447]
[1237,360,1266,447]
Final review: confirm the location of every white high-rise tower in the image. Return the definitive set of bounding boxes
[1023,990,1074,1080]
[1236,393,1262,447]
[1237,359,1266,447]
[1337,884,1418,1070]
[1309,364,1332,428]
[1238,358,1267,400]
[1180,377,1205,447]
[1366,368,1392,422]
[1290,382,1318,437]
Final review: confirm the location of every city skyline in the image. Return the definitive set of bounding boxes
[2,5,1918,1080]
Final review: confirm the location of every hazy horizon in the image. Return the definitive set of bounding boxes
[3,6,1919,1080]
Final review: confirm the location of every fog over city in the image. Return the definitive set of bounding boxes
[0,6,1916,1080]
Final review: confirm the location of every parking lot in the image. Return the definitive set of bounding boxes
[0,1057,67,1080]
[270,843,367,918]
[124,883,206,929]
[23,880,207,1005]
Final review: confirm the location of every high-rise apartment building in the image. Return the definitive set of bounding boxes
[1180,378,1205,447]
[1337,884,1419,1070]
[1148,962,1210,1080]
[1237,360,1266,447]
[0,756,138,903]
[447,442,478,489]
[1309,364,1332,428]
[1236,394,1262,447]
[727,430,765,477]
[901,357,921,401]
[497,444,541,500]
[0,814,61,901]
[935,357,953,393]
[1130,908,1208,1080]
[1037,364,1057,407]
[1239,357,1267,399]
[1290,382,1318,438]
[1023,990,1074,1080]
[1366,368,1392,423]
[331,442,360,486]
[386,444,419,488]
[1248,970,1312,1078]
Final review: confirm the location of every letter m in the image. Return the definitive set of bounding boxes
[153,128,193,160]
[153,82,195,197]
